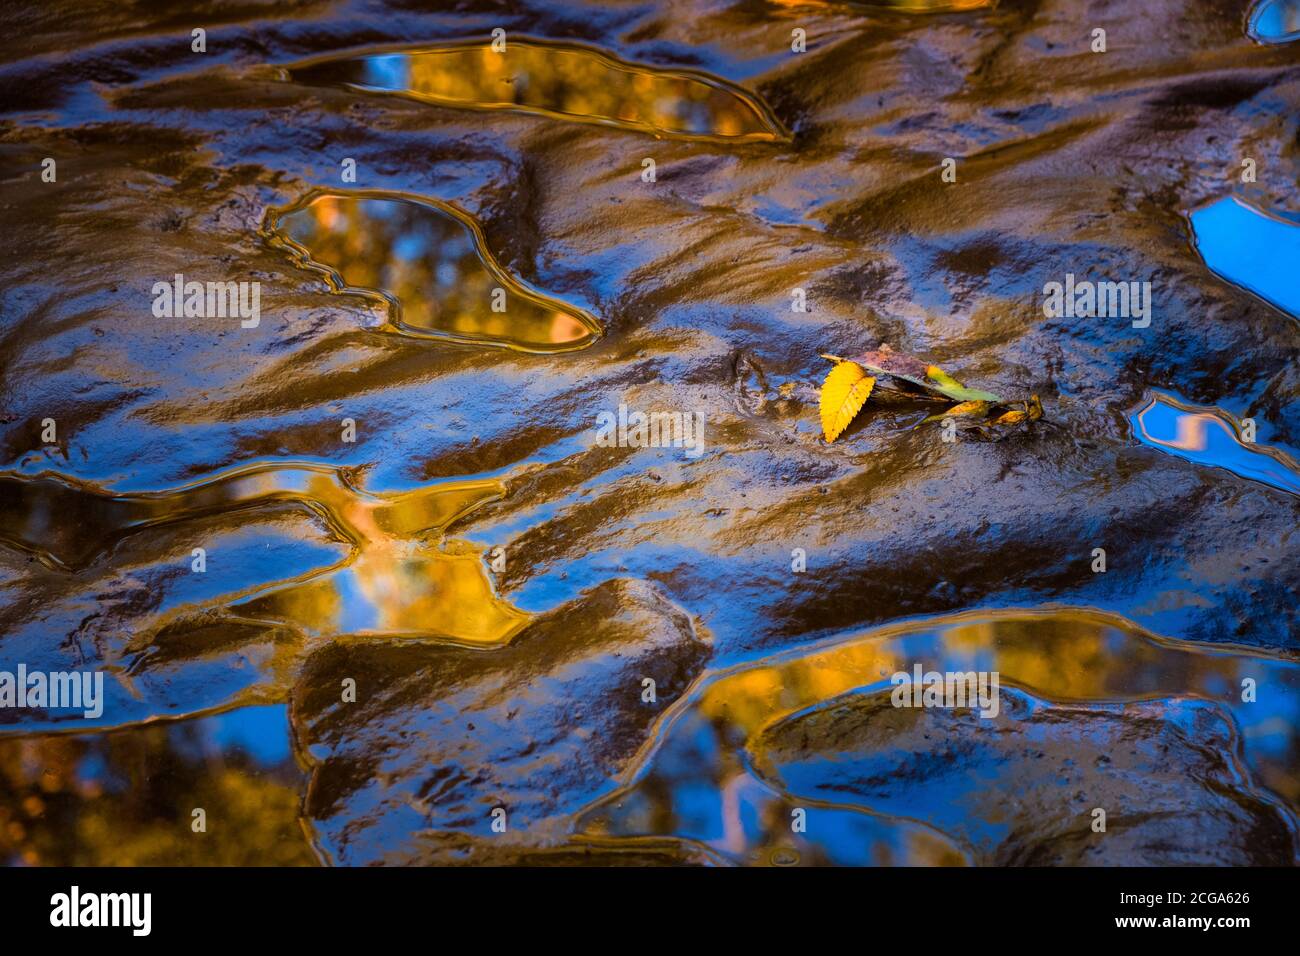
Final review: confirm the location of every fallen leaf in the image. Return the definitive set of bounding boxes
[854,345,929,384]
[991,396,1044,426]
[991,409,1028,425]
[819,360,876,442]
[923,365,1003,403]
[817,347,1037,440]
[855,344,1002,403]
[922,400,994,423]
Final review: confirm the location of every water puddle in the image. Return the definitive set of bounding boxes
[1189,195,1300,318]
[282,39,787,143]
[0,704,316,865]
[1248,0,1300,42]
[0,462,530,648]
[1130,392,1300,496]
[578,608,1300,865]
[263,191,600,352]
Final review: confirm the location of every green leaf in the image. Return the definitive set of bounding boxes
[924,366,1003,403]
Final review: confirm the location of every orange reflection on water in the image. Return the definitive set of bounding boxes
[228,471,530,647]
[580,607,1300,862]
[265,191,600,353]
[694,608,1295,732]
[0,712,315,866]
[286,40,788,142]
[0,462,531,648]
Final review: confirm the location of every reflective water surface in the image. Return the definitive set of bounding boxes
[0,706,313,865]
[284,39,788,142]
[581,609,1300,865]
[1189,196,1300,319]
[266,192,601,352]
[1,0,1298,866]
[1131,392,1300,496]
[1248,0,1300,43]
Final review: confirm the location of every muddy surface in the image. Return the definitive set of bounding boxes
[0,0,1297,865]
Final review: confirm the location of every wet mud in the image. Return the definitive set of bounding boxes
[0,0,1298,865]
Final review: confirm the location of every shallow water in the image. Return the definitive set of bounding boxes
[1132,392,1300,495]
[283,40,788,142]
[265,191,600,350]
[1,0,1299,866]
[0,705,312,865]
[1249,0,1300,43]
[581,609,1300,865]
[1189,196,1300,318]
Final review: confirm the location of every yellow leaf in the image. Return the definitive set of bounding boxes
[820,361,875,442]
[942,400,993,418]
[991,396,1044,427]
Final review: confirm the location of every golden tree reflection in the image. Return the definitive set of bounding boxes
[268,193,599,352]
[228,470,531,646]
[2,463,531,649]
[0,712,314,866]
[288,41,787,142]
[581,608,1300,860]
